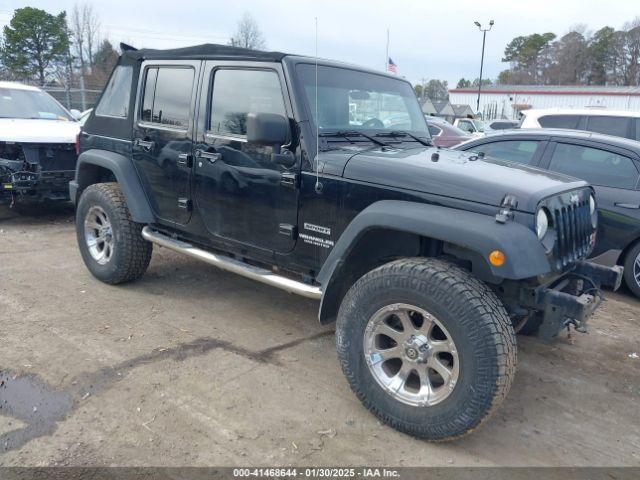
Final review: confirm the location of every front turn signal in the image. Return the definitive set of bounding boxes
[489,250,506,267]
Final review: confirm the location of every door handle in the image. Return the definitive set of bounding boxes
[614,202,640,209]
[195,149,222,164]
[134,139,155,152]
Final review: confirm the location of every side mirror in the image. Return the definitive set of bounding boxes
[246,113,288,152]
[70,109,82,121]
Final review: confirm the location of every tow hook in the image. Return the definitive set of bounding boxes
[564,318,588,345]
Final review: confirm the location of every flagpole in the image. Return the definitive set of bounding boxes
[385,28,389,71]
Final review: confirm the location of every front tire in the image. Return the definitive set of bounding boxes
[76,182,152,284]
[336,258,517,441]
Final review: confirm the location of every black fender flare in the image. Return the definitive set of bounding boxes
[70,149,154,224]
[316,200,551,323]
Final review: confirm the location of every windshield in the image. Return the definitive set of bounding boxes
[297,64,428,136]
[0,87,73,121]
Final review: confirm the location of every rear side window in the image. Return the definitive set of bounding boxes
[470,140,540,165]
[209,69,286,136]
[140,67,194,128]
[586,115,632,139]
[548,143,639,189]
[457,120,475,133]
[538,114,582,129]
[95,65,132,118]
[428,125,442,136]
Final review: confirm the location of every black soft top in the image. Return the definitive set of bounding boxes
[121,43,288,62]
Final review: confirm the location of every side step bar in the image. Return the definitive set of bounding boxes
[141,227,322,300]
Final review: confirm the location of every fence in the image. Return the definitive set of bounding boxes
[44,87,102,112]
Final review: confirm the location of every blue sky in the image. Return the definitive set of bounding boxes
[1,0,638,86]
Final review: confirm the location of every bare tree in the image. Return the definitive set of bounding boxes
[82,4,100,68]
[229,13,266,50]
[71,4,86,75]
[71,3,101,73]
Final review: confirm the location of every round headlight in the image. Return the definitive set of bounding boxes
[536,208,549,240]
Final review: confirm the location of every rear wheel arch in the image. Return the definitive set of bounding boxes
[74,149,155,224]
[76,163,116,195]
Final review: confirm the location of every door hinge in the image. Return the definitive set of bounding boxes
[280,172,298,189]
[177,153,193,168]
[279,223,298,239]
[178,198,192,210]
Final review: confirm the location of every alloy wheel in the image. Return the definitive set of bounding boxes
[363,303,459,407]
[84,205,114,265]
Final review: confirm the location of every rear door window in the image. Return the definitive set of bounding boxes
[140,67,194,128]
[469,140,541,165]
[538,114,583,129]
[548,142,639,189]
[586,115,632,139]
[95,65,132,118]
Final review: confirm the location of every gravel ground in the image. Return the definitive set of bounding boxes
[1,204,639,467]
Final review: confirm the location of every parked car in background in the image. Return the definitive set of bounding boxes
[453,118,484,136]
[455,128,640,298]
[520,108,640,141]
[79,108,93,126]
[425,116,472,147]
[0,81,80,205]
[485,120,520,132]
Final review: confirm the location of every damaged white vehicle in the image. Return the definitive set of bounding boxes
[0,82,80,205]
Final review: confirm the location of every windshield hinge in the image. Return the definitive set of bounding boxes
[496,195,518,224]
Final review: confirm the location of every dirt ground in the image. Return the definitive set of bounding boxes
[0,204,639,467]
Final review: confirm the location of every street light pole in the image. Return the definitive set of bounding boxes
[474,20,494,115]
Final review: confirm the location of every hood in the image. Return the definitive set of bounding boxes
[336,146,588,213]
[0,118,80,144]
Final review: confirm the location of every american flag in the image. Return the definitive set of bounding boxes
[387,57,398,74]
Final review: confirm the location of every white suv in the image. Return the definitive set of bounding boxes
[0,81,80,205]
[519,108,640,141]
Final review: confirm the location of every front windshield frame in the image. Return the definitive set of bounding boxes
[0,87,74,121]
[295,62,429,139]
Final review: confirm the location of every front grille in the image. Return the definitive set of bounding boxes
[551,198,592,269]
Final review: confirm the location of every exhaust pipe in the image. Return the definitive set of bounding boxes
[141,227,322,300]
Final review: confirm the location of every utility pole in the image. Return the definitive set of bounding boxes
[385,28,389,71]
[474,20,494,115]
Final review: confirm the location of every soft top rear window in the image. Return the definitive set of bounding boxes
[95,65,133,118]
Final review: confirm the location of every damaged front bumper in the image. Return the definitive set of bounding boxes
[1,142,77,204]
[508,261,623,341]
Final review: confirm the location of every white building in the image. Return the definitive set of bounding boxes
[448,85,640,120]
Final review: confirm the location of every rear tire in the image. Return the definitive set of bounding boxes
[336,258,517,441]
[76,182,152,284]
[623,242,640,299]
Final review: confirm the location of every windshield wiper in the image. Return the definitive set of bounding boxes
[319,130,390,147]
[375,130,432,147]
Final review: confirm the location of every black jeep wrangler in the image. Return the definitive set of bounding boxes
[71,44,622,441]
